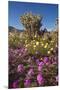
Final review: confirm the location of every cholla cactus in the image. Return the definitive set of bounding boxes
[20,12,42,38]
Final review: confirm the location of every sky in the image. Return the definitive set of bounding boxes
[8,1,58,31]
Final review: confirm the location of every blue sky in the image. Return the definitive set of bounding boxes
[8,1,58,31]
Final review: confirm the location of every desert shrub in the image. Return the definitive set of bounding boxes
[20,12,42,38]
[9,13,58,88]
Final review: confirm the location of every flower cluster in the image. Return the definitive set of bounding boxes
[9,29,58,88]
[9,46,58,88]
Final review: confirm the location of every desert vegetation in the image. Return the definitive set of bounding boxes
[9,13,58,88]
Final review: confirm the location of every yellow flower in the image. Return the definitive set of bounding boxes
[44,45,47,48]
[44,43,48,48]
[46,43,48,45]
[41,43,44,46]
[34,35,37,38]
[25,44,28,47]
[50,48,53,51]
[33,40,35,42]
[47,51,50,54]
[25,44,29,47]
[51,40,54,43]
[33,45,36,48]
[36,41,39,45]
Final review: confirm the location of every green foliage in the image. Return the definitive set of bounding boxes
[9,30,58,56]
[42,63,58,86]
[9,32,20,48]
